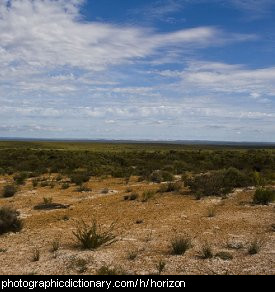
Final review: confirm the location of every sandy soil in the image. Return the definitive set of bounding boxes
[0,176,274,275]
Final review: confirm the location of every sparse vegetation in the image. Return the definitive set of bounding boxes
[73,220,116,250]
[170,235,192,255]
[0,207,22,235]
[253,188,275,205]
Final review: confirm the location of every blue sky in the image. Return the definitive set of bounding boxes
[0,0,275,141]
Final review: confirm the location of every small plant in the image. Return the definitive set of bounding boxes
[2,184,17,198]
[129,192,139,201]
[43,197,53,205]
[156,260,166,275]
[199,243,213,259]
[207,206,216,218]
[13,172,28,185]
[70,258,88,274]
[56,174,63,181]
[215,251,233,260]
[0,207,23,235]
[76,185,91,192]
[31,248,40,262]
[253,188,275,205]
[101,188,109,194]
[32,179,39,188]
[141,190,155,202]
[127,250,138,261]
[248,238,263,255]
[73,220,116,250]
[70,172,90,186]
[50,239,60,252]
[61,183,70,190]
[40,181,50,187]
[158,182,182,193]
[170,235,192,255]
[97,265,123,275]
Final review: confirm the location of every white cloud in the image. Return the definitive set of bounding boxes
[160,61,275,100]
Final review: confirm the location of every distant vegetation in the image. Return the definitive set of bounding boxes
[0,142,274,201]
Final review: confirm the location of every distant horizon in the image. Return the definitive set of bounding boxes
[1,137,275,145]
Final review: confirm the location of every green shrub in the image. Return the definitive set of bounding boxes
[186,168,251,197]
[158,182,182,193]
[13,172,28,185]
[253,188,275,205]
[76,185,91,192]
[0,207,23,235]
[61,183,70,190]
[73,220,116,250]
[2,184,17,198]
[161,171,174,182]
[70,172,90,185]
[170,235,192,255]
[32,179,39,188]
[141,190,155,202]
[149,171,163,183]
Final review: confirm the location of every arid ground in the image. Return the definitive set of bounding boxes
[0,175,274,275]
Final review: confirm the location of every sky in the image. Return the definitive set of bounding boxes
[0,0,275,142]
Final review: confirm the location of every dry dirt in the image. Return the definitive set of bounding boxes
[0,176,274,275]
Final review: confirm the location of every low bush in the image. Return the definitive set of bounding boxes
[248,238,263,255]
[141,190,155,202]
[2,184,17,198]
[13,172,28,185]
[199,243,213,259]
[75,185,91,192]
[158,182,182,193]
[0,207,23,235]
[253,188,275,205]
[61,183,70,190]
[70,172,90,185]
[170,235,192,255]
[186,168,251,197]
[97,265,123,275]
